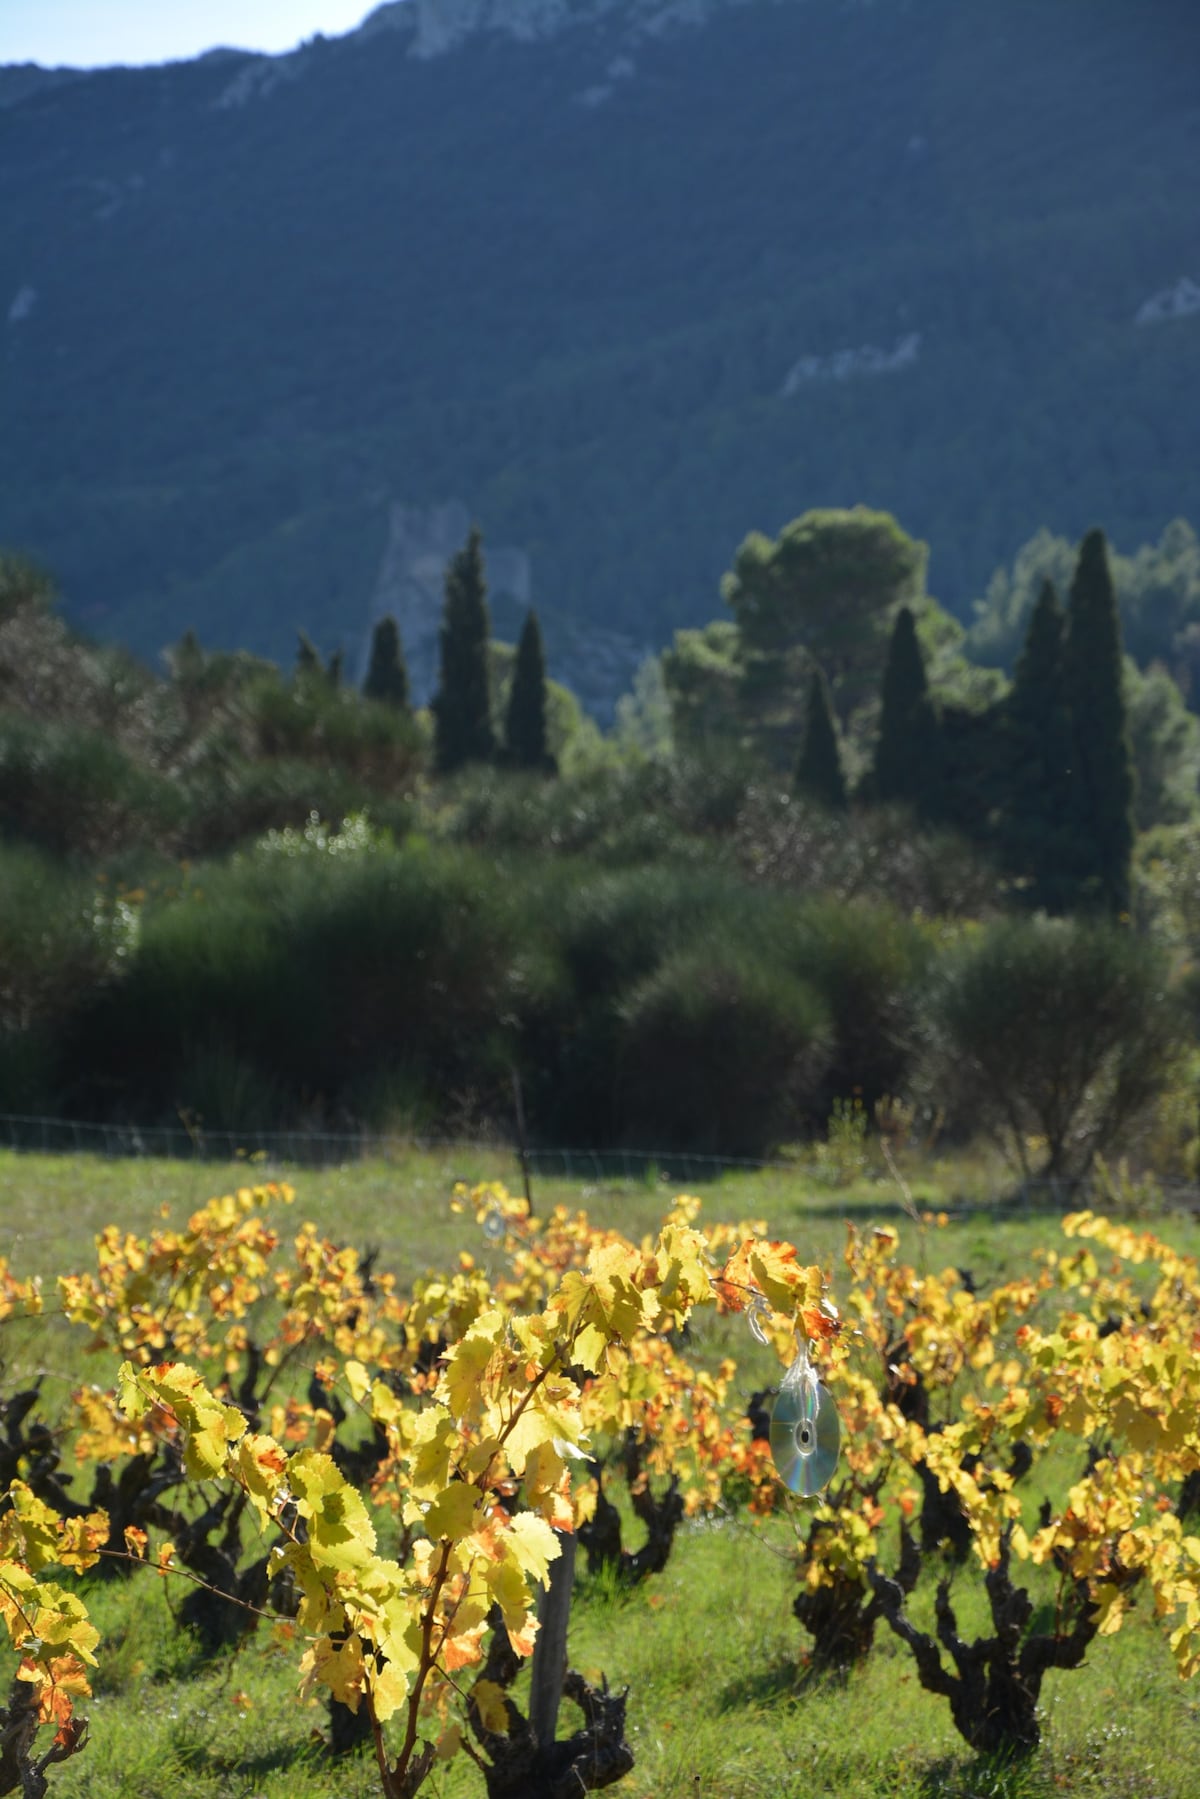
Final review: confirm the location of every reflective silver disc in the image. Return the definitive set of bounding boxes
[769,1346,840,1496]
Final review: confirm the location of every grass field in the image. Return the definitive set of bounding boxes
[2,1143,1199,1799]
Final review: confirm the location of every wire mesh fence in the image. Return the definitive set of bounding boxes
[0,1111,775,1187]
[1,1111,1197,1216]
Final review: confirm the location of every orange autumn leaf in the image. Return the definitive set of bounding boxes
[719,1239,822,1317]
[442,1621,487,1672]
[506,1615,539,1658]
[19,1653,92,1725]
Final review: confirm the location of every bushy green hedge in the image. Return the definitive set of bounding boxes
[21,824,1190,1166]
[66,833,520,1132]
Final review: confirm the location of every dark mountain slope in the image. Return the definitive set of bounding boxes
[1,0,1197,706]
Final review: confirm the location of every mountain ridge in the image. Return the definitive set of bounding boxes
[1,0,1197,712]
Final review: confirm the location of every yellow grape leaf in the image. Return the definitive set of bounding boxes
[473,1678,510,1735]
[504,1513,561,1586]
[1091,1582,1128,1637]
[124,1527,148,1560]
[653,1225,713,1310]
[235,1433,290,1525]
[74,1386,143,1462]
[299,1633,365,1709]
[370,1379,403,1425]
[369,1656,410,1722]
[8,1484,60,1571]
[485,1555,529,1635]
[573,1321,609,1375]
[409,1410,459,1501]
[504,1398,569,1472]
[443,1313,505,1421]
[424,1482,480,1543]
[289,1451,376,1570]
[587,1242,650,1341]
[343,1360,371,1404]
[185,1421,231,1481]
[372,1606,423,1683]
[138,1362,247,1479]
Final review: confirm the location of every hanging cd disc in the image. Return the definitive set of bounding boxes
[769,1346,840,1496]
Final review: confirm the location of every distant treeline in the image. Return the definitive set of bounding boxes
[2,509,1199,1167]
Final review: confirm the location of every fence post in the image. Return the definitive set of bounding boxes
[529,1530,576,1747]
[511,1068,535,1220]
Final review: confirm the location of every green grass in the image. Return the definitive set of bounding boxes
[8,1138,1200,1289]
[3,1144,1200,1799]
[23,1521,1199,1799]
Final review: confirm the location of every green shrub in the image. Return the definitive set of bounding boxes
[0,844,139,1108]
[921,916,1187,1178]
[430,755,748,868]
[0,712,183,857]
[774,896,932,1116]
[733,789,1004,916]
[68,839,520,1130]
[178,757,411,856]
[247,672,423,786]
[613,946,830,1157]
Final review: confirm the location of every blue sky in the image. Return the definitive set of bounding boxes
[0,1,383,68]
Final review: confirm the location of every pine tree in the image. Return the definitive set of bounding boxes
[1002,579,1084,910]
[794,667,846,809]
[1064,529,1135,914]
[873,605,940,810]
[363,615,411,711]
[504,609,555,772]
[433,526,495,774]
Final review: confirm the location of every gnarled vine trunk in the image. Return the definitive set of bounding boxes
[869,1527,1119,1755]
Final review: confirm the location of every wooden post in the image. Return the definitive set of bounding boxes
[511,1067,535,1220]
[529,1531,575,1746]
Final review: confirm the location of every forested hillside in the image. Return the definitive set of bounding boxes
[2,0,1198,707]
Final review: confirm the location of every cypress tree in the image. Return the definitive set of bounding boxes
[1064,529,1135,914]
[433,526,495,774]
[794,667,846,809]
[295,629,322,679]
[504,609,555,772]
[1002,579,1084,911]
[363,615,411,711]
[873,605,940,811]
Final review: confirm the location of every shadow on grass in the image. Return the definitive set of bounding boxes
[913,1750,1045,1799]
[716,1652,811,1711]
[170,1730,332,1782]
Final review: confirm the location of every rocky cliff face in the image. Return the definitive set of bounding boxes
[358,0,839,59]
